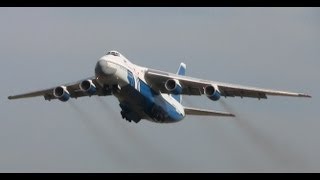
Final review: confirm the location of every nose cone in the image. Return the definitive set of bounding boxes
[95,60,116,76]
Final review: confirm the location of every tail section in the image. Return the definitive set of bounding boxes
[171,63,186,103]
[184,107,235,117]
[177,62,186,76]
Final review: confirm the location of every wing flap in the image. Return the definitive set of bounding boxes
[184,107,235,117]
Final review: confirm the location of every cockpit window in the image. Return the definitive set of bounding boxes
[106,51,120,57]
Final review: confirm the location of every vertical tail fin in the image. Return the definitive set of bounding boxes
[177,62,186,76]
[171,62,186,103]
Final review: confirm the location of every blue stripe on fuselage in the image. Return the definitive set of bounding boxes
[138,79,157,112]
[127,70,135,87]
[164,102,184,122]
[171,94,181,103]
[138,79,183,123]
[125,70,183,123]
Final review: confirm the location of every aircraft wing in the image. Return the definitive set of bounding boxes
[145,68,311,99]
[8,76,110,101]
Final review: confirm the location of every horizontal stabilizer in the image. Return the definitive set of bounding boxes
[184,107,235,117]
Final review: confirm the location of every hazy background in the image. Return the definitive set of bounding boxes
[0,7,319,172]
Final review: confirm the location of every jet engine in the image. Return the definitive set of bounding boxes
[204,85,221,101]
[53,86,70,102]
[165,79,182,95]
[79,80,97,95]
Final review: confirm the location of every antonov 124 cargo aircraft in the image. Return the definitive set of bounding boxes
[8,50,311,123]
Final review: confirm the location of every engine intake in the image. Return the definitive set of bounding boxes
[165,79,182,95]
[204,85,221,101]
[79,80,97,95]
[53,86,70,102]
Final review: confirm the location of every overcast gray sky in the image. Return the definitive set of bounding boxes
[0,7,319,172]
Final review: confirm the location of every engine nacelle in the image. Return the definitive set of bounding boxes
[165,79,182,95]
[204,85,221,101]
[79,80,97,95]
[53,86,70,102]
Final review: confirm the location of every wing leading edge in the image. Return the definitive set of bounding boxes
[145,69,311,99]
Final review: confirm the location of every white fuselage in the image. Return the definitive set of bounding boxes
[94,52,185,123]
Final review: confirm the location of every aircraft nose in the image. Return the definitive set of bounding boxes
[95,60,116,76]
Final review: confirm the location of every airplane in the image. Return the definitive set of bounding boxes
[8,50,311,123]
